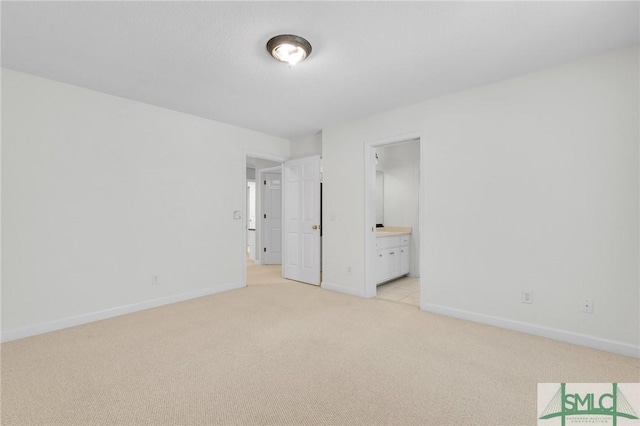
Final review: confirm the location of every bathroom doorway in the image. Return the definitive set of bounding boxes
[364,134,424,308]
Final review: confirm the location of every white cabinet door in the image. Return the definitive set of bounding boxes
[375,234,410,284]
[376,248,400,284]
[387,248,400,278]
[399,247,410,275]
[376,250,388,284]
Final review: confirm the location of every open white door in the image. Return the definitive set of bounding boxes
[261,171,282,264]
[283,156,321,285]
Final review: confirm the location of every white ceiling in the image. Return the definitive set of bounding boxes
[2,1,638,140]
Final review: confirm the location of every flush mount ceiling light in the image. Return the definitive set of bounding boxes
[266,34,312,66]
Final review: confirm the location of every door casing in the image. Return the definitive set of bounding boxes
[363,132,425,306]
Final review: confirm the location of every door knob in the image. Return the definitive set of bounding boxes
[312,225,318,230]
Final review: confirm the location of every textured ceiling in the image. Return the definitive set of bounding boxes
[2,1,638,140]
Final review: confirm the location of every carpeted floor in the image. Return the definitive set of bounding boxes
[1,262,638,425]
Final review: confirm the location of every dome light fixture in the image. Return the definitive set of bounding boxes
[266,34,312,66]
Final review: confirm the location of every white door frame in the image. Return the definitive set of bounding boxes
[247,180,255,260]
[363,132,425,308]
[243,153,286,287]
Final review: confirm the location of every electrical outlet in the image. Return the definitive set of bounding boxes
[152,275,159,285]
[582,299,593,314]
[521,291,533,304]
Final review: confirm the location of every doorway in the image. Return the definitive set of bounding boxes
[244,154,323,287]
[364,134,424,309]
[244,155,284,286]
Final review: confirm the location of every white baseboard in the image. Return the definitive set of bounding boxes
[1,282,244,343]
[422,302,640,358]
[321,281,366,298]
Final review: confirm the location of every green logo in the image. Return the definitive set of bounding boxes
[539,383,638,426]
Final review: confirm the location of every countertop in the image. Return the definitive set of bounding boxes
[376,227,412,237]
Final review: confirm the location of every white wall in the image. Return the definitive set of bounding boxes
[246,167,256,180]
[290,131,322,159]
[2,69,289,340]
[322,46,639,355]
[376,140,420,276]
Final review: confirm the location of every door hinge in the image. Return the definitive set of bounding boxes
[263,247,267,252]
[264,180,267,185]
[264,214,267,219]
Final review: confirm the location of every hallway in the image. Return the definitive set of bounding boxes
[246,256,286,286]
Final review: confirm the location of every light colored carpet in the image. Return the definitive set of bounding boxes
[246,257,284,286]
[2,263,638,425]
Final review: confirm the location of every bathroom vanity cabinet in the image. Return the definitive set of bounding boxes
[375,233,410,285]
